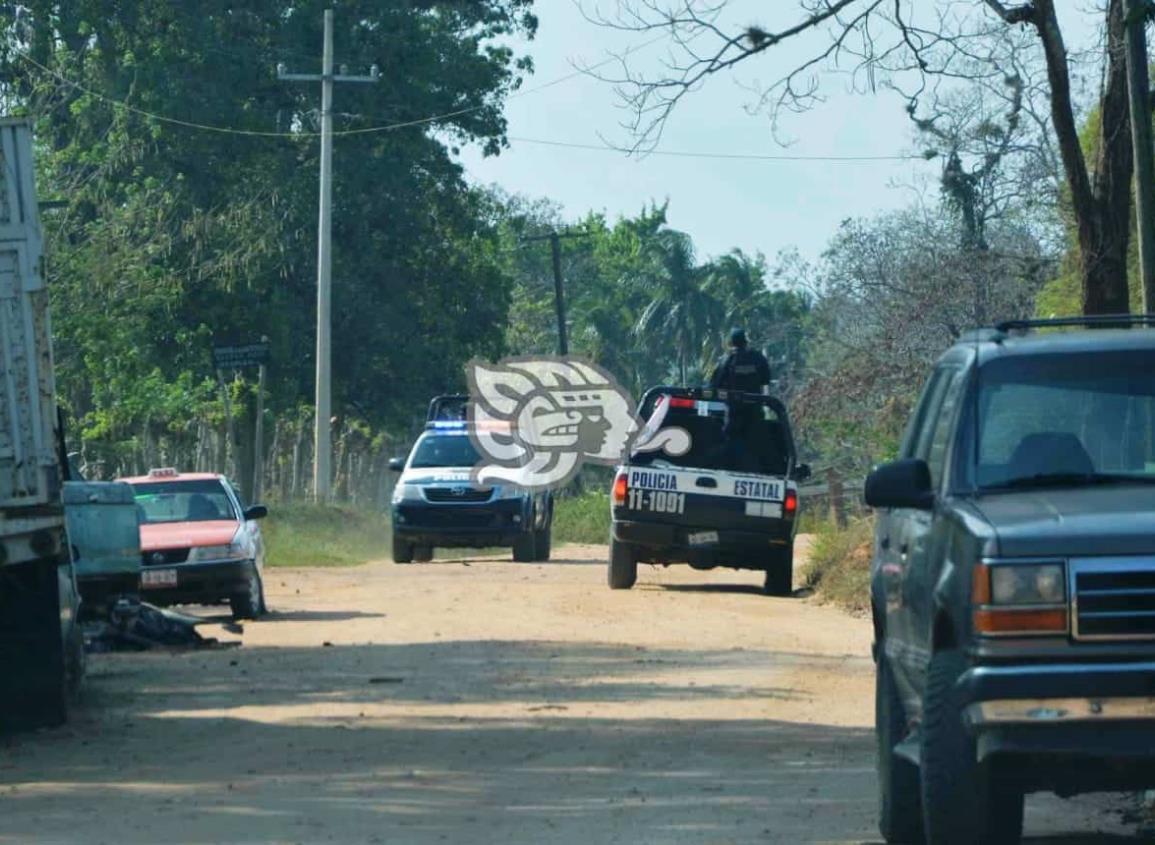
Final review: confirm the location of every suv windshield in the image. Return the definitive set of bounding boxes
[630,400,790,475]
[131,479,237,524]
[409,433,481,469]
[976,351,1155,490]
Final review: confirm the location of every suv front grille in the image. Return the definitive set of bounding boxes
[423,487,492,503]
[1072,559,1155,640]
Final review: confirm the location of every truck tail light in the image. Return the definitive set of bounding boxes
[972,562,1068,636]
[784,489,797,518]
[612,473,628,505]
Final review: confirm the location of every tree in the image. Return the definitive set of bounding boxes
[0,1,538,481]
[589,0,1135,316]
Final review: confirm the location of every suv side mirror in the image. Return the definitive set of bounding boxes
[865,459,934,510]
[792,463,812,482]
[388,457,405,472]
[244,505,269,521]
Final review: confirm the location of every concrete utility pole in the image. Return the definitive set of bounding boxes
[278,9,378,502]
[1124,0,1155,312]
[521,230,592,356]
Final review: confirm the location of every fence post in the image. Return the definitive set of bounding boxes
[827,468,847,529]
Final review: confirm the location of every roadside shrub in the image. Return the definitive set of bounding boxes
[803,516,874,615]
[553,491,611,545]
[263,504,391,567]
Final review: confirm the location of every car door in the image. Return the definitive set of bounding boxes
[227,481,264,569]
[882,367,954,701]
[901,365,967,701]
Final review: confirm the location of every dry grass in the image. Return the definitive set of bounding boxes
[803,516,874,615]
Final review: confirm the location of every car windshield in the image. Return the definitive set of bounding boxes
[130,479,237,524]
[629,399,791,475]
[975,351,1155,491]
[409,434,481,469]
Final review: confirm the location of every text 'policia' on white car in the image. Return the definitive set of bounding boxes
[608,387,810,596]
[388,395,553,564]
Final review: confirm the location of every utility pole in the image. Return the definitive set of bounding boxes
[1124,0,1155,312]
[521,229,592,356]
[277,9,378,502]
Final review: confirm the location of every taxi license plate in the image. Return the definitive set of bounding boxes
[688,531,719,546]
[142,568,177,589]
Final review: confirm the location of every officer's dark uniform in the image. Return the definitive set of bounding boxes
[709,347,771,393]
[708,332,772,470]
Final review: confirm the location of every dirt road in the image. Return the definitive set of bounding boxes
[0,543,1146,844]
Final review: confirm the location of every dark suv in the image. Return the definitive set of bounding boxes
[866,316,1155,845]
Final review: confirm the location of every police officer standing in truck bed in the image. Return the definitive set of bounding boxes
[709,328,771,393]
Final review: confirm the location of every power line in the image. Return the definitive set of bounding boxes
[506,136,931,163]
[8,34,670,139]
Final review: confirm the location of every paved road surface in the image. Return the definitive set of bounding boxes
[0,542,1147,844]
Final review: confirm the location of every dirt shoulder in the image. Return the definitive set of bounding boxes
[0,542,1141,844]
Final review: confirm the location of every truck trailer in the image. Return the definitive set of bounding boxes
[0,117,84,729]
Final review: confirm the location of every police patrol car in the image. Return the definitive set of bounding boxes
[609,387,809,595]
[388,396,553,563]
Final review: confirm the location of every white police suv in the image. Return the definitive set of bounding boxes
[389,418,553,563]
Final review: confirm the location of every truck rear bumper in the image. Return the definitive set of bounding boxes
[612,520,790,568]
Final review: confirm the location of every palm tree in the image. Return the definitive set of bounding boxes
[633,230,723,386]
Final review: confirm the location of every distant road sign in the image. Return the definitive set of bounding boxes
[213,342,270,370]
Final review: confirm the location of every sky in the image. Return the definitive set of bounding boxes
[456,1,1103,269]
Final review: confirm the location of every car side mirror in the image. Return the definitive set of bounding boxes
[792,463,812,482]
[244,505,269,521]
[388,457,405,472]
[864,459,934,510]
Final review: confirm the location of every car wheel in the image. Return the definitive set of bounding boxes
[230,568,264,621]
[608,537,637,589]
[921,649,1024,845]
[512,532,536,562]
[533,525,552,562]
[392,533,413,564]
[762,549,793,596]
[876,651,923,843]
[413,546,433,563]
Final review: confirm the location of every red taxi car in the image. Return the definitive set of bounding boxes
[118,469,269,620]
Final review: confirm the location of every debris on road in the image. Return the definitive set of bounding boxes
[83,599,240,652]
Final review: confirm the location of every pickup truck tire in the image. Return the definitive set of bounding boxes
[608,538,637,589]
[920,649,1024,845]
[392,534,413,564]
[876,653,923,844]
[413,546,434,563]
[762,550,793,597]
[512,532,536,562]
[533,525,552,562]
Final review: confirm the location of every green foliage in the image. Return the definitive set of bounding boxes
[552,491,611,545]
[1,0,536,476]
[262,504,392,567]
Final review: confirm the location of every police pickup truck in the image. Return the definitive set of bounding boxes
[388,395,553,564]
[609,387,809,595]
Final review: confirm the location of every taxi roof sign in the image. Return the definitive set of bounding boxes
[147,467,179,478]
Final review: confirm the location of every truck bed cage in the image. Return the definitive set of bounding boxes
[637,386,789,420]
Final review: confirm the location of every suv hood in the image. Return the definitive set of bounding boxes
[975,485,1155,558]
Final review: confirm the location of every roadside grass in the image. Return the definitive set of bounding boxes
[263,504,391,567]
[803,516,874,615]
[553,491,610,545]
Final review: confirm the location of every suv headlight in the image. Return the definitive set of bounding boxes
[973,561,1068,636]
[493,484,527,500]
[392,484,421,504]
